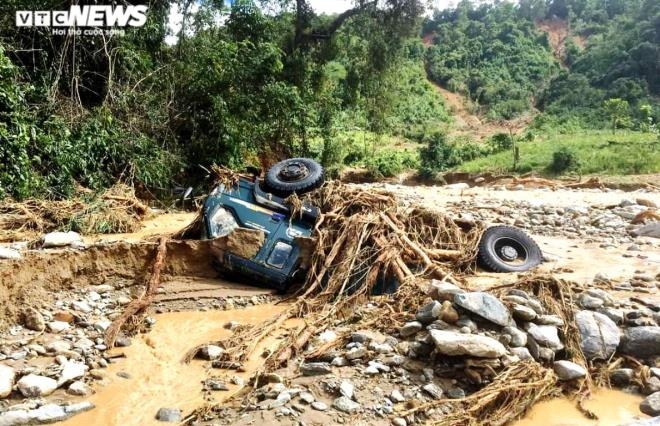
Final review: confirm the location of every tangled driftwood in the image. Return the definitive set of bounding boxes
[0,184,149,241]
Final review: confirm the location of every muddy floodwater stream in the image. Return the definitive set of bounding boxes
[515,389,646,426]
[63,304,291,426]
[59,304,649,426]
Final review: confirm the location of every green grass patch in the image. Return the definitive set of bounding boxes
[458,131,660,176]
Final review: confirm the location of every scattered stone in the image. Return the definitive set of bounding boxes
[578,293,604,310]
[205,379,229,391]
[640,392,660,416]
[575,310,620,360]
[422,383,443,399]
[390,389,405,403]
[333,396,361,414]
[42,231,82,247]
[22,308,46,331]
[311,401,328,411]
[199,345,224,360]
[428,280,464,301]
[439,301,459,323]
[392,417,407,426]
[156,407,182,422]
[67,381,91,396]
[301,362,332,376]
[339,380,354,399]
[0,247,21,259]
[553,361,587,381]
[416,301,442,324]
[17,374,58,397]
[510,347,533,360]
[503,326,527,347]
[47,321,70,333]
[454,292,511,326]
[299,392,315,404]
[400,321,423,337]
[620,326,660,358]
[58,361,88,385]
[0,364,16,398]
[429,330,506,358]
[512,304,537,321]
[610,368,634,386]
[345,346,368,360]
[527,325,564,351]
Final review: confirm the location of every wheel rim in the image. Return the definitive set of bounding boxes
[278,161,309,182]
[492,236,529,266]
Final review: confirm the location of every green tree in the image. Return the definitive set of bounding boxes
[603,98,630,134]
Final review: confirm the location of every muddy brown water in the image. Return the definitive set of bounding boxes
[62,304,294,426]
[514,390,646,426]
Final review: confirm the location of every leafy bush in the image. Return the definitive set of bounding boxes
[418,132,458,178]
[549,147,579,174]
[366,150,419,178]
[488,133,513,153]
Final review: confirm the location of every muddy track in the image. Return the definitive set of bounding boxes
[0,240,218,328]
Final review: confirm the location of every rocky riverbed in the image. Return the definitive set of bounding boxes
[0,184,658,425]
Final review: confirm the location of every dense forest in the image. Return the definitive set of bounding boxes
[0,0,658,200]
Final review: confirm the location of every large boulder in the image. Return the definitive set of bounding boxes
[575,311,620,360]
[553,360,587,381]
[620,326,660,358]
[453,292,511,327]
[527,325,564,351]
[41,231,82,248]
[429,330,506,358]
[17,374,57,397]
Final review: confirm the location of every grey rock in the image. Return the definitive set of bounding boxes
[447,388,466,399]
[553,361,587,381]
[0,247,20,259]
[390,389,405,403]
[429,330,506,358]
[512,304,537,321]
[67,381,91,396]
[422,383,443,399]
[510,347,533,360]
[632,222,660,238]
[620,326,660,358]
[598,308,624,325]
[299,392,315,404]
[610,368,634,386]
[17,374,58,397]
[22,308,46,331]
[31,404,68,423]
[400,321,423,337]
[58,361,88,385]
[503,326,527,347]
[345,346,368,360]
[333,396,361,413]
[339,380,354,399]
[199,345,224,360]
[579,293,604,310]
[42,231,81,247]
[527,325,564,351]
[575,310,620,360]
[64,401,94,414]
[392,418,407,426]
[47,321,70,333]
[300,362,332,376]
[454,292,511,326]
[640,392,660,416]
[156,407,181,422]
[428,280,464,301]
[0,364,16,398]
[535,314,564,326]
[311,401,328,411]
[416,301,443,324]
[644,376,660,395]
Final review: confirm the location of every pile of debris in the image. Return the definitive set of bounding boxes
[192,274,660,425]
[0,184,149,242]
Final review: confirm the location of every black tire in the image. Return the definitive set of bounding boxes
[477,225,542,273]
[265,158,324,196]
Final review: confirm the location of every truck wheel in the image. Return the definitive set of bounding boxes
[265,158,324,196]
[477,226,542,273]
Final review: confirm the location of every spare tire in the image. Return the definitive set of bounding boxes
[477,225,542,273]
[265,158,324,196]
